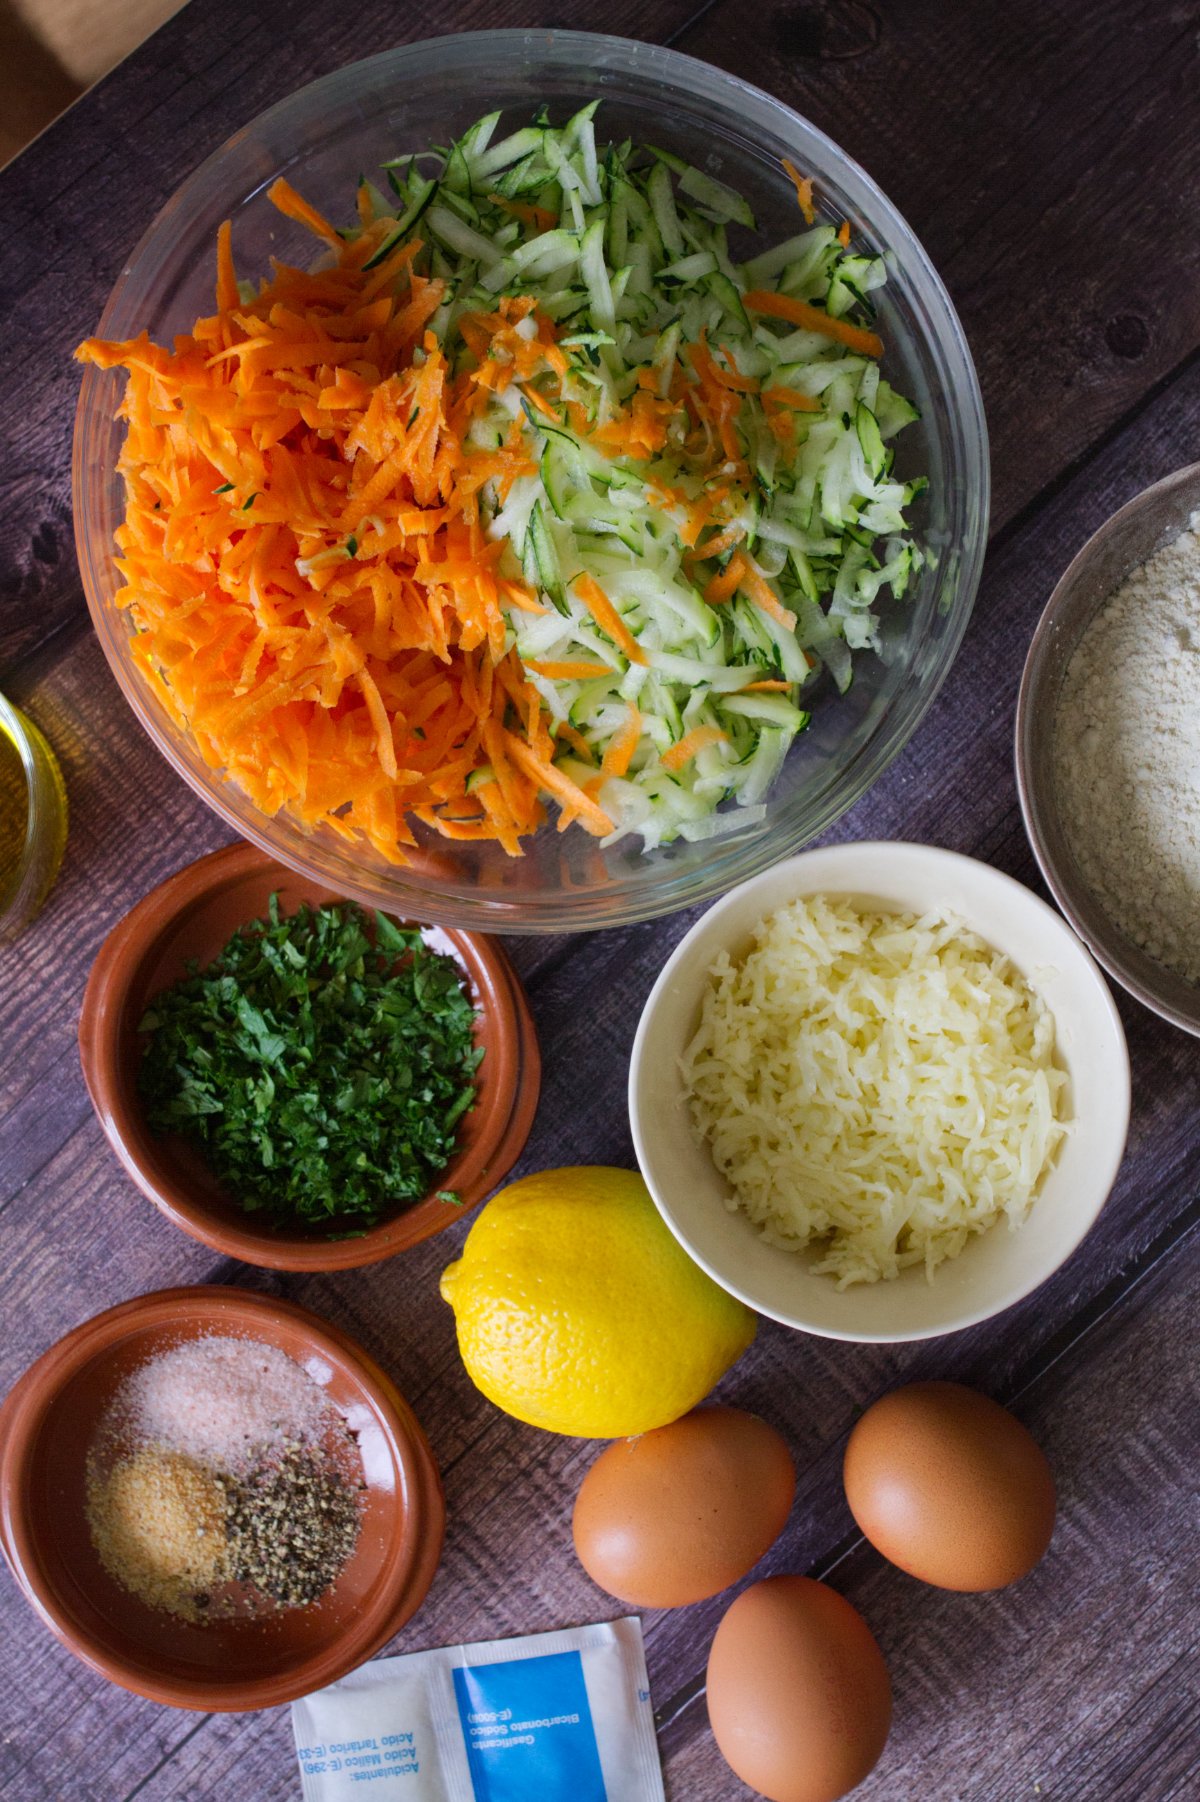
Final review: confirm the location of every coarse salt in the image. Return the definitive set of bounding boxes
[115,1336,331,1475]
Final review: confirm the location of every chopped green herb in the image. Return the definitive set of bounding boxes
[137,898,483,1227]
[242,491,259,510]
[213,482,234,494]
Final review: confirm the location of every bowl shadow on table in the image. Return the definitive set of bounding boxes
[78,842,541,1273]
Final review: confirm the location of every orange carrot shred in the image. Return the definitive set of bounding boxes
[762,385,822,413]
[837,220,852,248]
[743,289,883,358]
[715,344,759,393]
[266,178,343,247]
[572,573,647,666]
[729,551,798,630]
[525,659,615,680]
[488,193,557,233]
[215,221,239,314]
[662,725,729,771]
[520,383,560,422]
[554,721,596,764]
[781,159,816,226]
[73,186,604,862]
[601,704,643,779]
[501,729,614,834]
[704,562,744,604]
[687,522,746,563]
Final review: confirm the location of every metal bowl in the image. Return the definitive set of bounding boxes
[1016,462,1200,1038]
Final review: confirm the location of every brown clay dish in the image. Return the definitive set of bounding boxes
[78,840,540,1269]
[0,1286,445,1711]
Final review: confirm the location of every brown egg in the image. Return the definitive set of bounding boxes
[707,1575,892,1802]
[572,1405,795,1608]
[843,1380,1056,1592]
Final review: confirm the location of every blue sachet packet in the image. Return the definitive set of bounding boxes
[291,1616,665,1802]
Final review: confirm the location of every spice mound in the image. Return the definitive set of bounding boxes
[137,897,482,1227]
[88,1447,228,1621]
[87,1335,364,1623]
[1053,509,1200,985]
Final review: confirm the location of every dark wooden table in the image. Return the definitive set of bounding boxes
[2,3,1198,1798]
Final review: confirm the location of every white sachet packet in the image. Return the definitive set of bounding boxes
[292,1616,665,1802]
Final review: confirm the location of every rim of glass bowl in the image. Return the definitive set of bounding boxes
[74,30,989,933]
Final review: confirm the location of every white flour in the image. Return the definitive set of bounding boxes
[1053,508,1200,985]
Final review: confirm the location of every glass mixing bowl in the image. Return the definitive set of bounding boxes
[74,30,988,933]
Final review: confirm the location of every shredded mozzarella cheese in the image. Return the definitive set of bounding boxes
[680,894,1069,1287]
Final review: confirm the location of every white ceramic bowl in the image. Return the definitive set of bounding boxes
[629,842,1130,1342]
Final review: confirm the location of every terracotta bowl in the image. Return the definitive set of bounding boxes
[0,1286,445,1710]
[79,841,541,1270]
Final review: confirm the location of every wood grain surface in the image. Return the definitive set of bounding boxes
[2,2,1199,1799]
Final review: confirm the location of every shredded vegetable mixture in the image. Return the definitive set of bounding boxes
[681,896,1068,1286]
[78,104,926,858]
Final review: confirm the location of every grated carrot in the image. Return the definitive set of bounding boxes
[554,720,596,763]
[76,196,603,862]
[600,703,643,779]
[762,385,822,413]
[687,521,745,563]
[704,561,745,605]
[488,193,557,233]
[781,159,816,225]
[572,572,648,666]
[662,725,729,771]
[525,659,614,680]
[266,178,343,247]
[686,333,744,465]
[728,550,798,630]
[714,344,759,393]
[501,729,613,834]
[215,222,239,314]
[744,289,883,358]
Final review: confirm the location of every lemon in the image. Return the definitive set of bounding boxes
[439,1166,756,1438]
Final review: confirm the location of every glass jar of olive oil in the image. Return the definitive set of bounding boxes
[0,693,67,940]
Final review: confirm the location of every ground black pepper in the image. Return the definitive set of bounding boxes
[221,1441,363,1607]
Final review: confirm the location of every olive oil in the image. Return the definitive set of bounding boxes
[0,698,67,938]
[0,717,28,898]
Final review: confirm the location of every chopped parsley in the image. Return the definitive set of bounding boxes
[137,897,482,1227]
